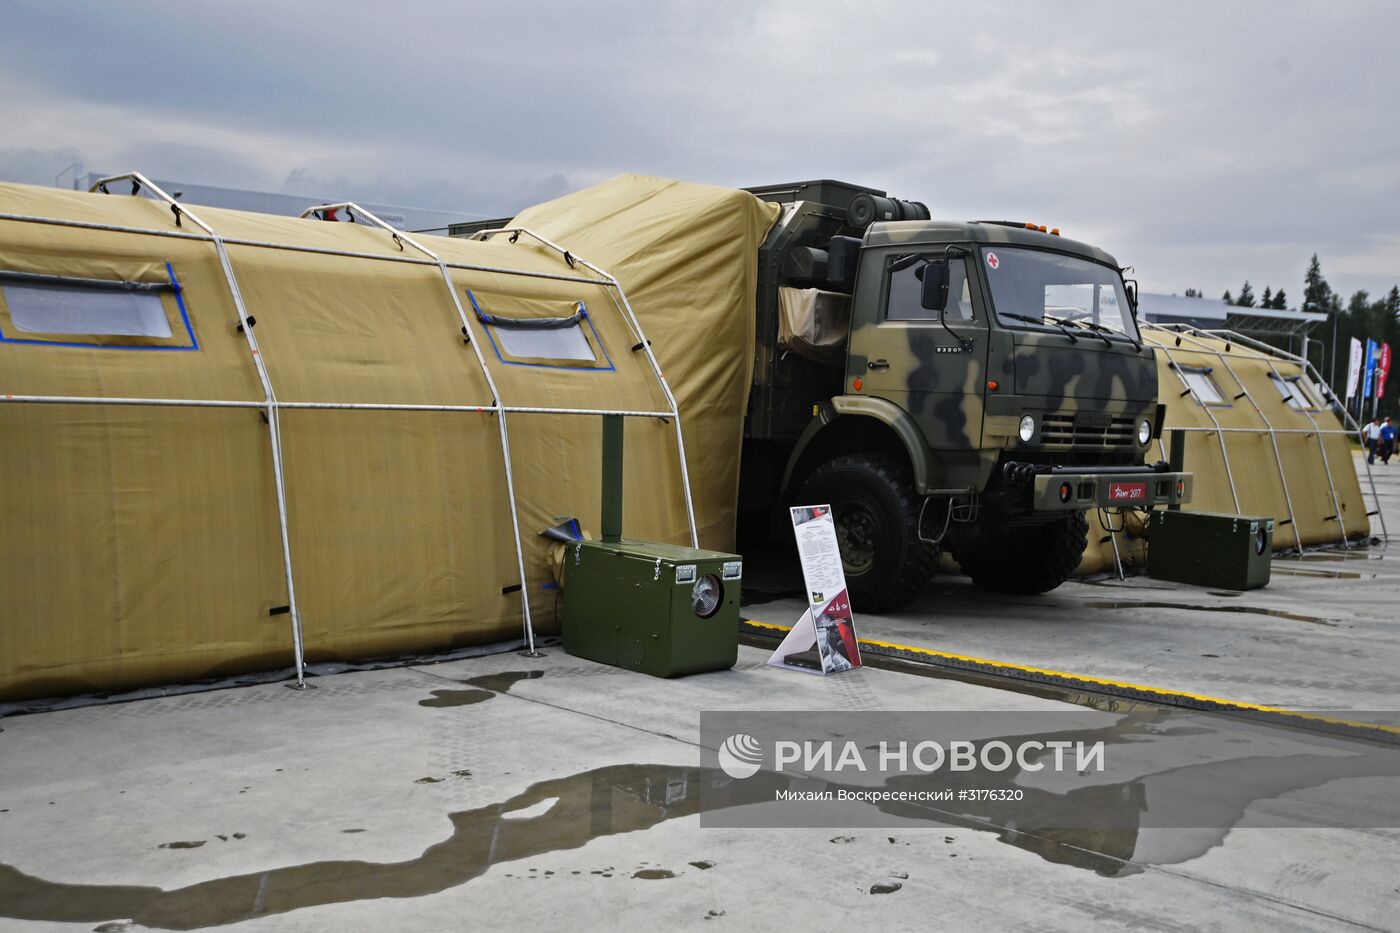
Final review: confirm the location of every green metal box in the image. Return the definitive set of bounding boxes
[1148,511,1273,590]
[561,538,741,677]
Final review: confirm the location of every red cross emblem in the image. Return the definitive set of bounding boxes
[986,251,1000,269]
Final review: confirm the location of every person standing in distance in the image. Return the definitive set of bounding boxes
[1363,417,1382,464]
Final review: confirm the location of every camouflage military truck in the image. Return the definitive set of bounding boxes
[453,179,1191,612]
[738,180,1189,611]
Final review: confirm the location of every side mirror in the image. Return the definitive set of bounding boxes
[919,261,950,311]
[1124,278,1139,316]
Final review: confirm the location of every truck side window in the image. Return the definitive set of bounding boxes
[884,255,974,323]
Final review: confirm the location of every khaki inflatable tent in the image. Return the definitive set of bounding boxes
[1079,323,1380,575]
[0,173,777,701]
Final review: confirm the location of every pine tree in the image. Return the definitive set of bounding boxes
[1302,254,1332,314]
[1236,281,1255,307]
[1260,285,1273,308]
[1272,288,1287,309]
[1222,289,1233,304]
[1184,287,1200,298]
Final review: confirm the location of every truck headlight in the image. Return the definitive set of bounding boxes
[1018,415,1035,442]
[1137,419,1152,445]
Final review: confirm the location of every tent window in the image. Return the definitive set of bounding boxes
[1269,372,1318,411]
[1178,366,1225,405]
[465,290,614,371]
[0,266,197,350]
[5,280,172,337]
[495,323,596,362]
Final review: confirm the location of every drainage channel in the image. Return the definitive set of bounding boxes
[738,619,1400,747]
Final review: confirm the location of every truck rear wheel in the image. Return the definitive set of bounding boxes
[950,511,1088,595]
[794,454,936,613]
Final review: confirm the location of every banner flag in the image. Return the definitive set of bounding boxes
[1346,337,1364,400]
[1363,339,1379,401]
[1379,343,1392,400]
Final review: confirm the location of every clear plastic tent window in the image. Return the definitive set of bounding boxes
[1179,366,1225,404]
[3,280,173,338]
[494,323,596,362]
[1269,372,1318,410]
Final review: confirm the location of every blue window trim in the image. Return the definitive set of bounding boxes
[464,289,615,373]
[0,262,199,351]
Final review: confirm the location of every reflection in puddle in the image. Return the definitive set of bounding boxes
[3,713,1396,928]
[1084,600,1338,626]
[418,689,494,708]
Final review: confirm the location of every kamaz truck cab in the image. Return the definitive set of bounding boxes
[742,181,1191,611]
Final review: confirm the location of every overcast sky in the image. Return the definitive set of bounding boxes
[2,1,1397,301]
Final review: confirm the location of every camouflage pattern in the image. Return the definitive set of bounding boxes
[750,191,1189,514]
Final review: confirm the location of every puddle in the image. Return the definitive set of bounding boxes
[688,860,714,870]
[5,708,1397,929]
[418,689,494,709]
[417,670,543,709]
[869,881,903,895]
[156,842,204,850]
[631,869,675,880]
[462,670,544,693]
[1083,600,1338,627]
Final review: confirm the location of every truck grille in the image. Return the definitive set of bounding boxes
[1040,414,1135,448]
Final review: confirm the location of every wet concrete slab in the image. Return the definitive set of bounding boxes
[1,644,1398,931]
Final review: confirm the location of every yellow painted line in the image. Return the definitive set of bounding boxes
[742,618,1400,739]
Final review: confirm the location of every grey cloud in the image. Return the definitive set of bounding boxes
[1,0,1397,299]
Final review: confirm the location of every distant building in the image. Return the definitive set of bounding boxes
[73,172,486,235]
[1139,292,1327,341]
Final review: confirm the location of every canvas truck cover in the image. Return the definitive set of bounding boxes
[0,176,773,700]
[508,174,781,551]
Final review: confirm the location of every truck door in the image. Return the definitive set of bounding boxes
[848,250,991,451]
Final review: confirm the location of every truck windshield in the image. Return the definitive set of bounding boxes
[980,246,1138,341]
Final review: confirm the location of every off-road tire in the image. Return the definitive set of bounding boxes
[950,510,1089,595]
[793,453,936,613]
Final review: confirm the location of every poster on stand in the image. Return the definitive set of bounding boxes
[768,505,861,675]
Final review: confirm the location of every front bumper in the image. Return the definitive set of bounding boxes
[1025,465,1193,511]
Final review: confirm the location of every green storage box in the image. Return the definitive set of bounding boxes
[561,538,741,677]
[1148,511,1273,590]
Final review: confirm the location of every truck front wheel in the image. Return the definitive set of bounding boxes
[793,454,936,613]
[950,511,1089,595]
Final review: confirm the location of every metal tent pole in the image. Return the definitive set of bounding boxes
[474,226,700,548]
[1212,328,1386,543]
[1159,327,1302,552]
[1146,327,1242,513]
[300,203,540,655]
[91,172,310,687]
